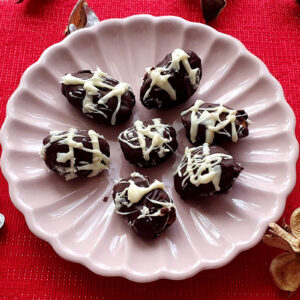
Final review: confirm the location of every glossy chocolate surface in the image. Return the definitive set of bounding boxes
[181,102,249,146]
[174,145,243,199]
[119,119,178,168]
[62,70,135,125]
[41,129,110,179]
[113,174,176,239]
[140,50,202,109]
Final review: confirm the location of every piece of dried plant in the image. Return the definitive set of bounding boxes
[0,213,4,229]
[291,208,300,239]
[270,253,300,293]
[263,208,300,293]
[65,0,99,35]
[201,0,227,23]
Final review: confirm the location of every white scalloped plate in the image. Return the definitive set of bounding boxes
[0,15,298,282]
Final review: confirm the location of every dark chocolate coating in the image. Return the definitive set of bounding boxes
[61,70,135,125]
[140,50,202,109]
[201,0,227,23]
[181,102,249,146]
[113,174,176,239]
[42,129,110,179]
[174,145,243,199]
[118,120,178,168]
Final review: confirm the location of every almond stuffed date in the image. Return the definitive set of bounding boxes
[181,100,250,145]
[174,143,242,199]
[40,128,110,180]
[61,68,135,125]
[118,118,178,167]
[140,49,202,109]
[113,172,176,239]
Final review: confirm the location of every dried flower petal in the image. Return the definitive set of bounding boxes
[0,213,4,229]
[282,218,292,233]
[269,223,300,253]
[270,252,300,292]
[263,234,294,253]
[264,208,300,293]
[291,208,300,239]
[65,0,100,35]
[201,0,227,23]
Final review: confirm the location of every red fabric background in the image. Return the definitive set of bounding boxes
[0,0,299,299]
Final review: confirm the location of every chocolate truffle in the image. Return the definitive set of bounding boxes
[118,118,178,167]
[140,49,202,109]
[181,100,250,146]
[40,128,110,180]
[113,172,176,239]
[61,68,135,125]
[174,143,243,199]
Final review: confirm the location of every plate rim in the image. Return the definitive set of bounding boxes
[0,14,298,282]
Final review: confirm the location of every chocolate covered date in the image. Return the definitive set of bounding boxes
[61,68,135,125]
[140,49,202,109]
[174,143,242,199]
[40,128,110,180]
[113,172,176,239]
[118,118,178,167]
[181,100,250,145]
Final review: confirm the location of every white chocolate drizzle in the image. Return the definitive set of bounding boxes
[40,128,110,180]
[175,143,232,191]
[143,49,199,101]
[127,179,165,204]
[118,118,174,161]
[114,172,175,219]
[181,100,249,144]
[61,67,132,125]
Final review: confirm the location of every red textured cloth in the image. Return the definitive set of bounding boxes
[0,0,299,299]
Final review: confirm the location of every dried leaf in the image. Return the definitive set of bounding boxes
[201,0,227,23]
[270,252,300,292]
[291,208,300,240]
[0,213,4,229]
[65,0,100,35]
